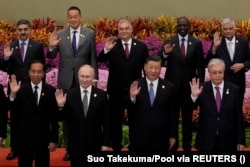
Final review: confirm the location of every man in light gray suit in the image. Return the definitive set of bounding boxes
[47,6,98,161]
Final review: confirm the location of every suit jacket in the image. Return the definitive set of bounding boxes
[206,36,250,103]
[126,78,178,152]
[47,27,98,90]
[97,38,149,96]
[0,39,45,84]
[10,82,58,149]
[160,35,205,92]
[189,81,245,151]
[0,84,7,138]
[60,86,110,156]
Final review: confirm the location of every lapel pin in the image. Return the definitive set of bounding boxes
[67,36,70,40]
[42,92,45,96]
[189,42,192,45]
[15,46,18,49]
[80,33,84,38]
[133,42,136,46]
[236,40,239,43]
[29,45,32,47]
[226,89,229,94]
[162,85,165,89]
[94,93,97,97]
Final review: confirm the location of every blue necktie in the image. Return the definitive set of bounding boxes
[72,31,77,55]
[149,82,154,106]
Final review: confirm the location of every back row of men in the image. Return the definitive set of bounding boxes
[0,5,249,167]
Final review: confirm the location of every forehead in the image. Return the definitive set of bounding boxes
[118,22,131,28]
[67,10,80,16]
[209,64,224,71]
[145,61,161,67]
[223,22,234,28]
[177,18,188,25]
[30,63,43,70]
[17,24,29,28]
[79,67,94,75]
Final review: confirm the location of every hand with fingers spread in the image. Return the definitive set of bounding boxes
[163,39,175,55]
[55,89,67,107]
[9,74,21,98]
[49,31,61,49]
[190,78,203,98]
[3,42,14,59]
[130,81,141,99]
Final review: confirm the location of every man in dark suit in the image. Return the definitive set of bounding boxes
[0,84,8,148]
[159,16,205,151]
[189,58,245,151]
[0,19,45,160]
[9,60,58,167]
[126,55,178,152]
[97,18,149,151]
[206,17,250,108]
[48,6,98,160]
[55,64,111,167]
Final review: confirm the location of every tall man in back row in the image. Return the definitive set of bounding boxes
[48,6,98,160]
[159,16,205,151]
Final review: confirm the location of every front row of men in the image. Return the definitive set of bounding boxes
[0,56,246,166]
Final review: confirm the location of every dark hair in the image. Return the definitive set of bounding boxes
[177,16,190,26]
[67,6,81,15]
[16,19,31,27]
[144,55,162,65]
[29,60,46,72]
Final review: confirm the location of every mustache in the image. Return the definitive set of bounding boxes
[20,33,27,36]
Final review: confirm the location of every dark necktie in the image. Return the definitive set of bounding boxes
[83,90,88,116]
[34,85,38,105]
[124,43,129,59]
[181,38,185,59]
[20,42,25,61]
[149,82,154,106]
[72,31,77,55]
[215,87,221,112]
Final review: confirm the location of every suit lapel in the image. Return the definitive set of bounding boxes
[87,87,99,117]
[117,40,127,60]
[233,36,240,62]
[173,36,182,59]
[221,38,232,62]
[220,82,230,113]
[207,82,218,113]
[13,41,23,63]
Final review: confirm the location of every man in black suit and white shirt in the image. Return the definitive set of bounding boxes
[0,19,45,160]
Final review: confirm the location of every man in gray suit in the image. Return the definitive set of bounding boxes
[47,6,98,161]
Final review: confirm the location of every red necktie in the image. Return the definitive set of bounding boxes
[215,87,221,112]
[181,38,185,59]
[124,43,129,59]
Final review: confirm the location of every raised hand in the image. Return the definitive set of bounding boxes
[189,78,203,97]
[213,31,222,48]
[9,74,21,98]
[55,89,67,107]
[163,38,175,54]
[105,36,116,50]
[3,42,14,59]
[130,81,141,99]
[49,31,61,48]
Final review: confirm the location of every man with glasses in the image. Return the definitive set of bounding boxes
[0,19,45,160]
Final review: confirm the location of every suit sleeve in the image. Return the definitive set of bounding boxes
[0,85,8,138]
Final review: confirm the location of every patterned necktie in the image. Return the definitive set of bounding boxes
[83,90,88,116]
[20,42,25,61]
[34,85,38,105]
[72,31,77,55]
[149,82,154,106]
[124,43,129,59]
[215,87,221,112]
[180,38,185,59]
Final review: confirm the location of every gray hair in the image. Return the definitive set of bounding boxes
[208,58,225,70]
[118,18,132,26]
[221,18,235,29]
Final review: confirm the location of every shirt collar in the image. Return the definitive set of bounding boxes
[121,38,132,46]
[146,78,159,86]
[225,36,236,44]
[70,27,81,34]
[80,85,92,94]
[212,81,224,90]
[178,34,188,41]
[31,81,42,90]
[19,39,29,45]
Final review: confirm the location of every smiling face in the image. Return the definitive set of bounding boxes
[67,9,82,30]
[208,63,225,86]
[29,62,45,85]
[222,22,236,41]
[144,60,161,81]
[118,20,133,42]
[177,17,190,37]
